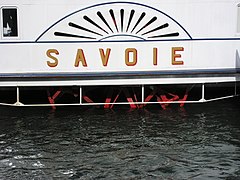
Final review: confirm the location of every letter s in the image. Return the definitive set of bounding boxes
[46,49,59,67]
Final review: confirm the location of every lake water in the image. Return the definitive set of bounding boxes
[0,98,240,179]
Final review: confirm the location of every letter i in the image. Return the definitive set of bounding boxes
[153,48,158,66]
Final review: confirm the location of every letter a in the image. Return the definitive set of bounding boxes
[74,49,87,67]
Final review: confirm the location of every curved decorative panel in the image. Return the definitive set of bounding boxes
[37,2,191,42]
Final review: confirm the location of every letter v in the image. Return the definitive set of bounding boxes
[99,48,111,66]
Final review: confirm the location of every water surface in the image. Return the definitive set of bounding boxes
[0,99,240,179]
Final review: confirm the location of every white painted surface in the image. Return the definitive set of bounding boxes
[0,0,239,86]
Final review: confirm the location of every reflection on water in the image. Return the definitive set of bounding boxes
[0,99,240,179]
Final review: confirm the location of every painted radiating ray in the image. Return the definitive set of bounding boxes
[54,32,96,39]
[136,16,157,34]
[131,12,146,33]
[142,23,169,36]
[126,10,135,32]
[97,11,114,33]
[148,32,179,38]
[83,15,109,34]
[39,2,193,42]
[109,9,119,32]
[69,22,103,36]
[120,9,124,32]
[51,6,185,41]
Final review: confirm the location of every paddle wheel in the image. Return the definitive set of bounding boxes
[9,82,231,110]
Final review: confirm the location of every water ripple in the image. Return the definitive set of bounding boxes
[0,99,240,179]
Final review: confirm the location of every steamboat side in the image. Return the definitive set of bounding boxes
[0,0,239,108]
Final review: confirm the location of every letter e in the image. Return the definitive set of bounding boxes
[172,47,184,65]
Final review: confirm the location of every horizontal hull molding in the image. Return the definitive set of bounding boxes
[0,68,239,78]
[0,76,239,87]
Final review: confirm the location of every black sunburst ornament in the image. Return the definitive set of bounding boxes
[37,2,191,42]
